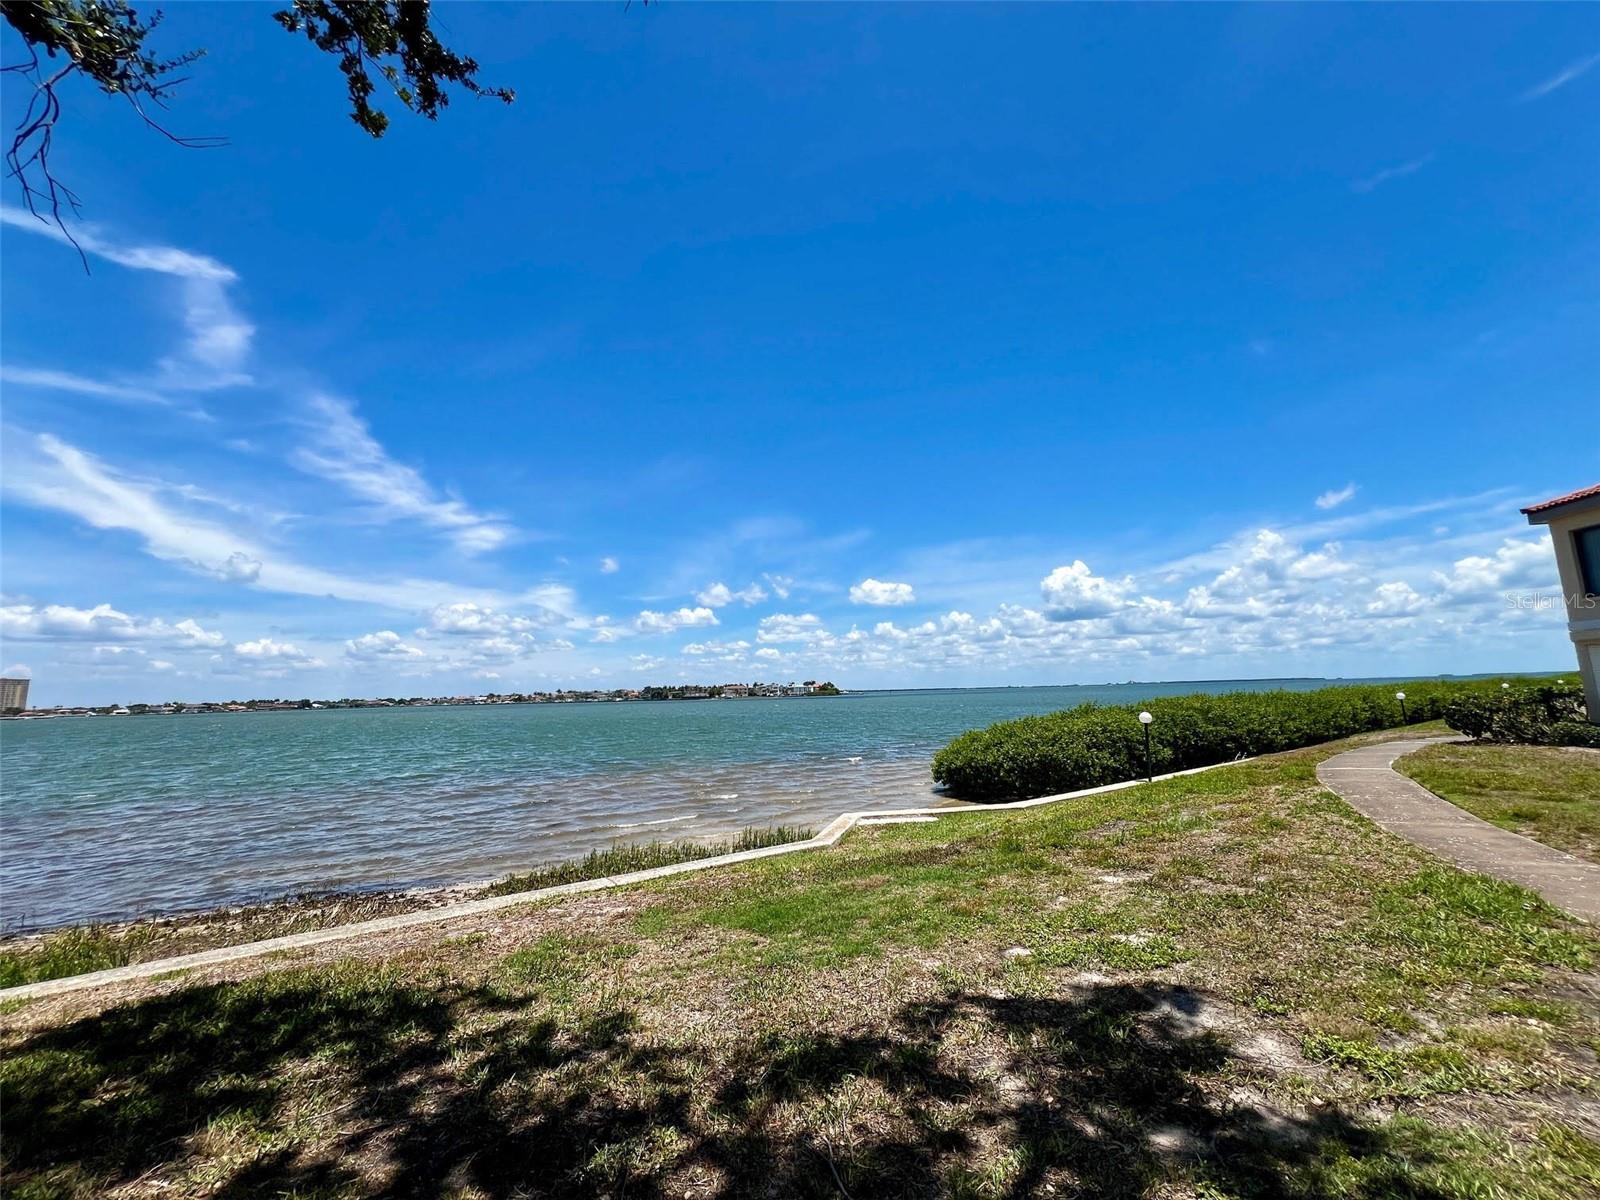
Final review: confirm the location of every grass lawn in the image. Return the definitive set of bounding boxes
[4,726,1600,1198]
[1400,742,1600,865]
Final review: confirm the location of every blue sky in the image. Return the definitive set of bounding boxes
[2,5,1597,705]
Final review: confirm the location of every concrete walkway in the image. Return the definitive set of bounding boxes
[1316,737,1600,923]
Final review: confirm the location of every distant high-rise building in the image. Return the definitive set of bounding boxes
[0,677,30,711]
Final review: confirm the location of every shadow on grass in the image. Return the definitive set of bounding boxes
[2,972,1458,1199]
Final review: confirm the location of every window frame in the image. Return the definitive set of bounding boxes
[1574,522,1600,600]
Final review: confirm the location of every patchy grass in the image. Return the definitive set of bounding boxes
[500,932,638,1003]
[1399,742,1600,863]
[0,927,153,989]
[3,730,1598,1198]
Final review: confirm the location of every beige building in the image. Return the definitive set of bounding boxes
[0,677,30,711]
[1522,483,1600,722]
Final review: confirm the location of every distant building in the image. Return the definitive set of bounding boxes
[721,683,751,698]
[1523,483,1600,722]
[0,677,29,711]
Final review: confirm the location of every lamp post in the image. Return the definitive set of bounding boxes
[1138,710,1153,782]
[1395,691,1407,723]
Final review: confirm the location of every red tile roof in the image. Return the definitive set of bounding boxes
[1522,483,1600,515]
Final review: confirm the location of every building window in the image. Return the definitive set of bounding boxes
[1575,523,1600,598]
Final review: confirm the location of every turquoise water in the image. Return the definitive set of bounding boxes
[3,679,1372,929]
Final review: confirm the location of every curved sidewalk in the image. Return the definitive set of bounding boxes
[1317,737,1600,923]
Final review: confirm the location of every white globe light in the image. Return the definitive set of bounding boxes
[1502,682,1511,689]
[1138,711,1153,725]
[1395,691,1405,701]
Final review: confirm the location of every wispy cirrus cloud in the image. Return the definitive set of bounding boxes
[0,431,557,616]
[1314,483,1357,511]
[2,206,254,394]
[1350,153,1434,194]
[9,213,500,556]
[163,276,254,387]
[291,393,513,554]
[0,366,178,410]
[1518,51,1600,102]
[1,205,236,281]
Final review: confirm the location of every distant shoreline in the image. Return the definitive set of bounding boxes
[3,682,845,720]
[2,670,1563,719]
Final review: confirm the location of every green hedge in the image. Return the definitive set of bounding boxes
[930,679,1550,802]
[1442,683,1600,748]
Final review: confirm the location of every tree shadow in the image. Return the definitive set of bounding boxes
[3,972,1459,1198]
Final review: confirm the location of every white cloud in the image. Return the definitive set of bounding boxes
[217,552,263,583]
[1433,535,1557,601]
[92,645,146,661]
[763,573,795,600]
[849,578,916,607]
[1366,581,1427,618]
[1519,51,1600,102]
[1351,154,1434,194]
[423,602,543,636]
[1287,544,1355,580]
[163,275,254,386]
[292,394,511,553]
[2,663,33,678]
[412,602,573,665]
[635,607,719,634]
[345,630,424,660]
[1207,531,1307,595]
[600,556,620,574]
[757,612,826,643]
[1039,561,1133,620]
[233,638,323,668]
[589,616,628,644]
[682,638,752,661]
[0,602,226,647]
[696,580,768,608]
[1315,483,1358,510]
